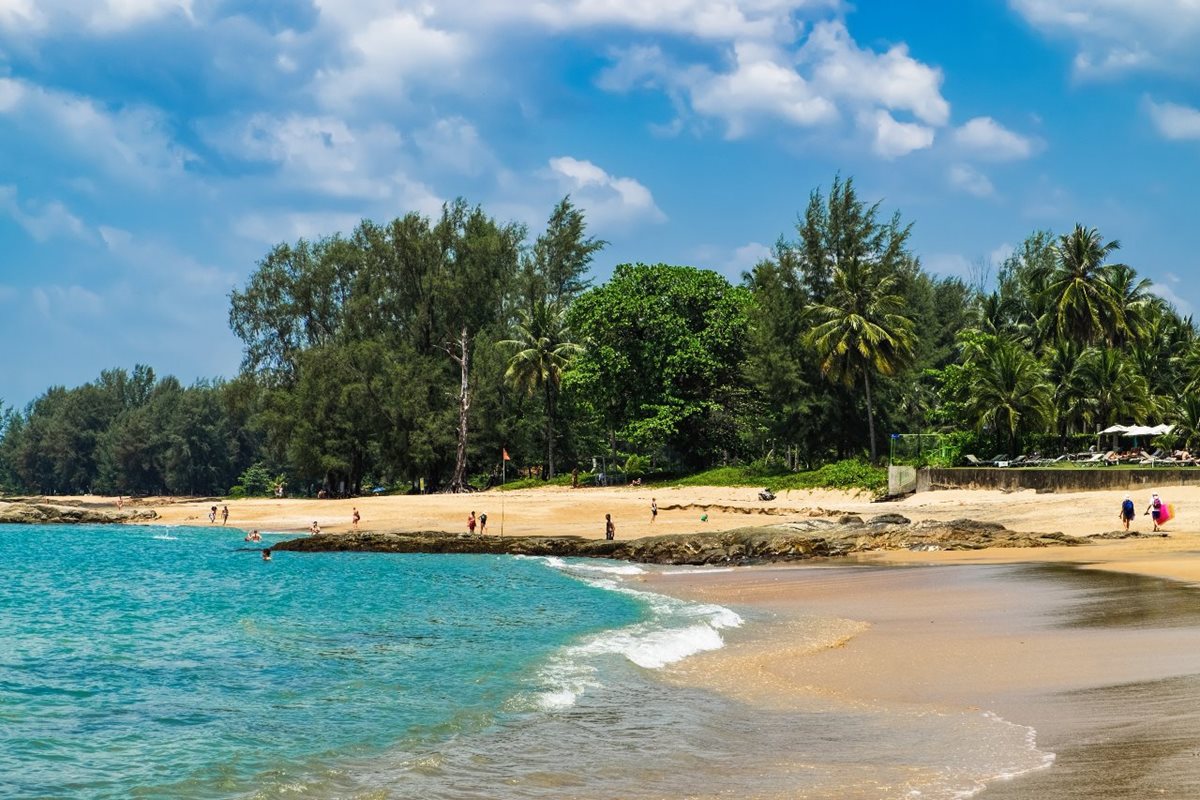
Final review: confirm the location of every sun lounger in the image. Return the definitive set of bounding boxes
[964,454,987,466]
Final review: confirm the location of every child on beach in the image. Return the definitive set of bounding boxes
[605,514,615,540]
[1119,495,1135,530]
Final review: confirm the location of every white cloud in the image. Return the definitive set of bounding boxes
[948,164,995,198]
[866,110,935,159]
[803,20,949,126]
[31,284,104,319]
[727,241,773,272]
[1010,0,1200,77]
[413,117,494,176]
[0,0,191,33]
[207,113,443,213]
[0,77,191,185]
[688,41,838,137]
[990,242,1015,266]
[0,186,88,241]
[952,117,1036,160]
[599,19,949,152]
[1146,98,1200,140]
[1151,281,1193,314]
[547,156,665,227]
[310,6,470,109]
[925,252,972,278]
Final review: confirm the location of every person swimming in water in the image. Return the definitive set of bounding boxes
[262,549,272,561]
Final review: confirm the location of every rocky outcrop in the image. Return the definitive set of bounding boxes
[0,501,158,525]
[272,517,1085,566]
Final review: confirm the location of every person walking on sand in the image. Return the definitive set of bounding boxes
[468,511,477,534]
[352,507,360,529]
[209,505,217,524]
[1119,494,1136,530]
[221,505,229,526]
[651,498,658,523]
[605,513,616,540]
[1145,493,1164,532]
[479,512,488,534]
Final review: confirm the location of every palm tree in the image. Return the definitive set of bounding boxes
[501,300,583,479]
[1071,347,1151,431]
[1106,263,1156,346]
[1042,225,1125,346]
[962,335,1051,456]
[807,261,917,461]
[1041,338,1086,442]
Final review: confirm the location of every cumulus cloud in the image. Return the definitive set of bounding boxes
[600,19,950,151]
[547,156,665,227]
[948,164,995,198]
[952,116,1036,160]
[866,110,935,159]
[1146,98,1200,140]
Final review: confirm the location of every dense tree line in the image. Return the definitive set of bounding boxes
[1,177,1193,496]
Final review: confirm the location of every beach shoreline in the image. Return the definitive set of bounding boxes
[13,483,1200,796]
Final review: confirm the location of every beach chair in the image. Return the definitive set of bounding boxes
[963,454,986,466]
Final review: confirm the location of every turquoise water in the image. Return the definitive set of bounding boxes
[1,525,1066,799]
[0,525,670,798]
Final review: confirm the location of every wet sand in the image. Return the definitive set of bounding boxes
[642,562,1200,798]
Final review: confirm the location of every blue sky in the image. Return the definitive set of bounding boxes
[3,0,1200,406]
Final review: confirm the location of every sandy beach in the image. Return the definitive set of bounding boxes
[100,484,1200,795]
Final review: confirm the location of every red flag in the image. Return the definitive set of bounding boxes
[502,449,511,461]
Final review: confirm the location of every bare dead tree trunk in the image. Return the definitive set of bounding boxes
[449,326,471,492]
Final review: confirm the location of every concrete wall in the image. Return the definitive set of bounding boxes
[920,467,1200,493]
[888,465,917,496]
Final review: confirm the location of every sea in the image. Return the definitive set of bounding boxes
[0,524,1057,799]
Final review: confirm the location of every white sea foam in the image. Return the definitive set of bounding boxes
[528,556,742,709]
[151,534,178,540]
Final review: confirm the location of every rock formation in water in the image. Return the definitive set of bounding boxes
[0,500,158,525]
[272,514,1083,566]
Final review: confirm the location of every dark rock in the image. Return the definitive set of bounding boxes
[271,517,1087,566]
[0,501,157,525]
[868,513,911,525]
[837,515,864,525]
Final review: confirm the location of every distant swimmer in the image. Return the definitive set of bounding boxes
[245,529,262,543]
[262,549,272,561]
[309,521,321,535]
[352,507,360,529]
[605,513,615,540]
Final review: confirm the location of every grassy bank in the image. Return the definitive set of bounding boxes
[496,460,887,495]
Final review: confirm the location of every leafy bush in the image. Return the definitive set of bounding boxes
[231,463,276,497]
[624,455,649,478]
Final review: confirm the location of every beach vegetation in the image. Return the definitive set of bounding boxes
[2,177,1198,497]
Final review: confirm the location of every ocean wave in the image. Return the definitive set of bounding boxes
[526,556,742,710]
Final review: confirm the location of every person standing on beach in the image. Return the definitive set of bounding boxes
[479,512,488,534]
[352,507,360,529]
[1119,495,1136,530]
[605,514,615,540]
[651,498,657,523]
[209,505,217,524]
[310,521,321,535]
[221,505,229,526]
[468,511,477,534]
[571,467,579,489]
[1145,493,1164,532]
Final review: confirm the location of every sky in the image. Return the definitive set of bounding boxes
[3,0,1200,407]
